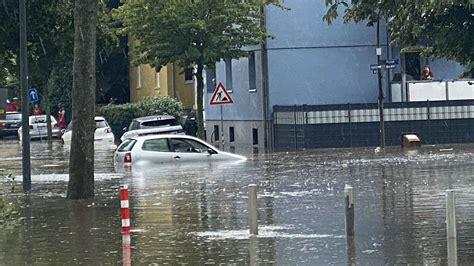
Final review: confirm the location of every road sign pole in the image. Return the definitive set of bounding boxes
[220,104,224,150]
[19,0,31,191]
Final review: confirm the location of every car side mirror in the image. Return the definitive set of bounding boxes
[207,149,217,155]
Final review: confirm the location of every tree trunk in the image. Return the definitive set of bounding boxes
[195,63,205,139]
[67,0,98,199]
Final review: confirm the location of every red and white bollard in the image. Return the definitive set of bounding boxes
[120,185,131,234]
[120,185,132,265]
[122,234,131,266]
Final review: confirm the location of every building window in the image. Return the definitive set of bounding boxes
[225,58,233,92]
[136,65,142,89]
[206,68,216,92]
[248,52,256,91]
[405,52,421,80]
[155,71,160,90]
[184,68,193,82]
[229,127,235,142]
[213,125,219,141]
[252,128,258,145]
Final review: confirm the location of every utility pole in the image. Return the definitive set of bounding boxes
[19,0,31,191]
[376,20,385,149]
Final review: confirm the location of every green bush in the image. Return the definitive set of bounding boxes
[97,96,184,141]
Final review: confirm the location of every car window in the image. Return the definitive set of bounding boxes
[95,120,108,128]
[30,116,47,123]
[170,138,210,153]
[117,139,137,152]
[142,138,170,152]
[141,119,179,128]
[5,114,21,120]
[129,120,139,130]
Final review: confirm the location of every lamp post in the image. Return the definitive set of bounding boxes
[19,0,31,191]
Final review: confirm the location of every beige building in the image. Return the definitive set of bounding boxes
[128,41,195,110]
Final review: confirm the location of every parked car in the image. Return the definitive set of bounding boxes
[0,112,22,139]
[114,134,247,167]
[61,116,115,145]
[18,115,62,141]
[120,115,184,142]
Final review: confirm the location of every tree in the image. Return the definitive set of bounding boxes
[323,0,473,76]
[67,0,98,200]
[114,0,280,138]
[0,0,127,105]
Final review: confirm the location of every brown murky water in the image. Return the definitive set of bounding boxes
[1,139,474,264]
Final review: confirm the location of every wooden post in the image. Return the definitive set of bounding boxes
[248,184,258,235]
[446,190,457,265]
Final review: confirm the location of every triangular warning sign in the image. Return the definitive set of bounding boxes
[209,82,233,105]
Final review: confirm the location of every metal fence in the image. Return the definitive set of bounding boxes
[273,100,474,150]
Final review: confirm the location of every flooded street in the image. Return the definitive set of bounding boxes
[1,139,474,264]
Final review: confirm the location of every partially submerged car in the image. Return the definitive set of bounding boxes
[114,134,247,167]
[61,116,115,145]
[120,115,184,142]
[18,115,62,141]
[0,112,22,139]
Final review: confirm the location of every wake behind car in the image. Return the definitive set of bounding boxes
[120,115,184,142]
[0,112,22,139]
[18,115,62,141]
[114,134,247,167]
[61,116,115,145]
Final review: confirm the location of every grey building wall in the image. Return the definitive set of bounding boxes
[264,0,388,107]
[428,59,467,80]
[205,120,265,153]
[205,0,467,149]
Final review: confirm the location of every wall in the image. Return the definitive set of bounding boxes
[207,50,265,121]
[265,0,388,108]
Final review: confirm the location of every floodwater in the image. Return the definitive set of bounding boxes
[1,139,474,265]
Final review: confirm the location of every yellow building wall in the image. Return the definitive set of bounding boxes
[128,39,195,110]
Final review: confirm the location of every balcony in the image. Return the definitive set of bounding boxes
[391,80,474,102]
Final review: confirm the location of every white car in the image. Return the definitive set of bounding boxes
[120,115,184,142]
[62,116,115,145]
[114,134,247,167]
[18,115,62,141]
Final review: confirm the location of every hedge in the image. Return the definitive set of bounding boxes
[97,96,184,141]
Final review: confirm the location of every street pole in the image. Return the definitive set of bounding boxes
[220,104,224,149]
[20,0,31,191]
[376,20,385,150]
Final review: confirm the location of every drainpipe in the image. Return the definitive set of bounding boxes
[261,6,271,152]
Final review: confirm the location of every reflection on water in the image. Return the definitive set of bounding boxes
[1,140,474,264]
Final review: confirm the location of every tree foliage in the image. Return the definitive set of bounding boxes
[0,0,128,103]
[113,0,280,138]
[324,0,473,74]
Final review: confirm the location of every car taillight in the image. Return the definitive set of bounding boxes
[29,125,34,129]
[105,127,112,133]
[124,152,132,163]
[0,122,5,128]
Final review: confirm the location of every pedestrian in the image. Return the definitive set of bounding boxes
[32,103,43,115]
[56,104,66,129]
[421,64,434,80]
[6,99,16,112]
